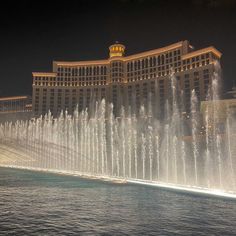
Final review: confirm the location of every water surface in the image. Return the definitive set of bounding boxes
[0,167,235,235]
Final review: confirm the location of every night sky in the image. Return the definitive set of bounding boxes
[1,0,236,97]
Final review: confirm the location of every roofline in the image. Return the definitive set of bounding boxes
[123,41,185,61]
[0,96,29,101]
[182,46,222,59]
[53,41,187,66]
[53,59,109,67]
[51,42,222,67]
[32,72,57,77]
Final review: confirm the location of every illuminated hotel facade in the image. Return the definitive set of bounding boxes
[32,40,222,117]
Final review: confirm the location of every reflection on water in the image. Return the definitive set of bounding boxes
[0,167,236,235]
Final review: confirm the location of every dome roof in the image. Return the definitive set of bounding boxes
[109,43,125,58]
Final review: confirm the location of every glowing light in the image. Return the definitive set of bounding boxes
[127,179,236,200]
[0,96,29,101]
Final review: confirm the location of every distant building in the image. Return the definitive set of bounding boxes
[32,40,222,117]
[0,96,32,123]
[225,86,236,99]
[201,86,236,135]
[201,98,236,122]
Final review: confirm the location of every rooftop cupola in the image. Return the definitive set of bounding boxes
[109,42,125,58]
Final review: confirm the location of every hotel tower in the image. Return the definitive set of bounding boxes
[32,40,221,117]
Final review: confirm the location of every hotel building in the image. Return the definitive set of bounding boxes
[32,40,222,117]
[0,96,32,122]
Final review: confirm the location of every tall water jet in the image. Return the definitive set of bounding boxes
[141,133,146,180]
[121,107,126,178]
[204,101,211,188]
[181,139,186,185]
[148,125,153,181]
[128,116,132,178]
[133,128,138,179]
[191,90,199,186]
[164,124,170,183]
[155,135,160,180]
[211,61,223,188]
[114,120,120,177]
[226,114,235,188]
[173,135,178,183]
[109,103,114,176]
[100,100,106,176]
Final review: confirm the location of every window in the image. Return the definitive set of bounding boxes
[184,74,189,79]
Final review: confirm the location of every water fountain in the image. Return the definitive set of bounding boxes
[0,62,236,198]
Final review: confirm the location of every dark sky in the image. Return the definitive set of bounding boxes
[1,0,236,97]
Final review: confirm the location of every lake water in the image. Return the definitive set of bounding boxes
[0,167,236,235]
